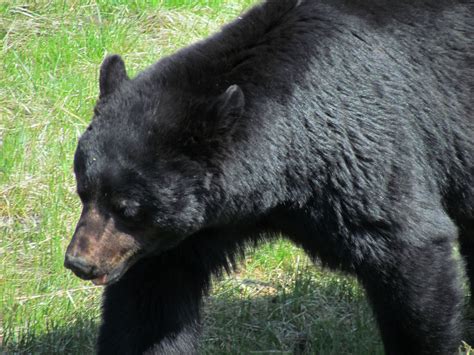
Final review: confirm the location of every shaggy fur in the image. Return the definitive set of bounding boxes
[65,0,473,354]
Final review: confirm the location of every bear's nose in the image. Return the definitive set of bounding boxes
[64,254,96,279]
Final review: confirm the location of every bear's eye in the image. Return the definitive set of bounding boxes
[113,199,140,219]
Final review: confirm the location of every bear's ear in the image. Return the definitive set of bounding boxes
[184,85,245,147]
[212,84,245,132]
[99,55,128,98]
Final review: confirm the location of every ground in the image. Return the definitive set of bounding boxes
[0,1,472,354]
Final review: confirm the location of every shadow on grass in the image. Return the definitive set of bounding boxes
[3,271,386,354]
[200,273,383,355]
[2,317,98,355]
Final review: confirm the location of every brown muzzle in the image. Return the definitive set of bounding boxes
[64,205,138,282]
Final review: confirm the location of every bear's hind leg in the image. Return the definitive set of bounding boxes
[457,219,474,344]
[356,213,462,354]
[458,220,474,301]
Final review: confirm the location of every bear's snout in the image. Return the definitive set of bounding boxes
[64,204,142,285]
[64,253,98,280]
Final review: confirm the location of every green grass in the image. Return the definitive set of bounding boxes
[1,1,471,354]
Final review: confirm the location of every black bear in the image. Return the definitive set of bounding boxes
[64,0,473,353]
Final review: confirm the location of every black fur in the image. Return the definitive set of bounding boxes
[72,0,473,353]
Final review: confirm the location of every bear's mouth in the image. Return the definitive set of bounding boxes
[91,254,141,286]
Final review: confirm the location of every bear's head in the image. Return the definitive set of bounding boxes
[64,55,245,285]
